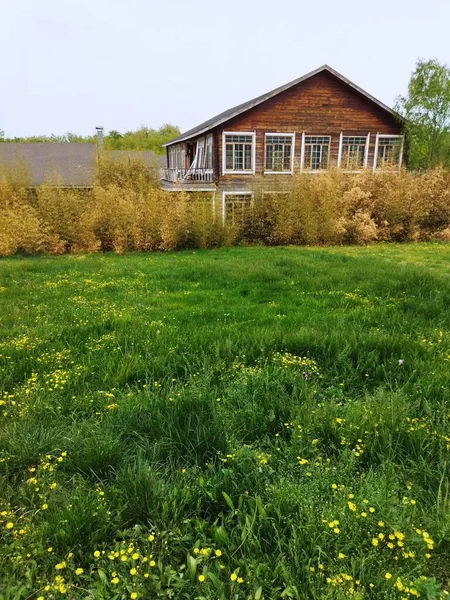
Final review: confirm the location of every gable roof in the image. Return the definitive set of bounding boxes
[164,65,404,147]
[0,143,165,186]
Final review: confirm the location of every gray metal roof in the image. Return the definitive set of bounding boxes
[0,143,164,186]
[164,65,404,147]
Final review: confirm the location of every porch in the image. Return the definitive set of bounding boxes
[160,167,215,183]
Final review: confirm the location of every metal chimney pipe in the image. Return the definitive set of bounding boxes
[95,126,104,148]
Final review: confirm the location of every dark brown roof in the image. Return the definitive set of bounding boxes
[164,65,405,146]
[0,144,164,186]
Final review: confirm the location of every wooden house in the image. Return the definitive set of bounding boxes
[161,65,405,217]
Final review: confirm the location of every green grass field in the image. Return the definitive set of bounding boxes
[1,245,450,600]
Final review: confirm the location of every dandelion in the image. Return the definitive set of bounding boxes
[148,534,155,542]
[372,538,379,547]
[385,572,392,580]
[5,522,13,529]
[130,594,138,599]
[42,504,48,510]
[132,553,139,560]
[338,553,346,559]
[75,568,83,575]
[378,521,385,527]
[347,502,357,512]
[93,550,100,558]
[111,577,120,584]
[55,561,66,570]
[237,577,244,583]
[215,549,222,557]
[198,574,205,582]
[130,568,137,575]
[149,560,156,567]
[230,573,237,581]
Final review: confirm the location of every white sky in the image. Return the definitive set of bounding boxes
[1,0,449,138]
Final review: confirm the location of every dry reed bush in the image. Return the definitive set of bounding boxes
[0,157,450,256]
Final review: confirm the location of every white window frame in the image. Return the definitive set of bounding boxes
[221,191,254,223]
[373,134,404,172]
[264,132,295,175]
[300,134,331,172]
[337,133,371,171]
[222,131,256,175]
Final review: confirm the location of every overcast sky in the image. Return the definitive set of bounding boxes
[1,0,449,138]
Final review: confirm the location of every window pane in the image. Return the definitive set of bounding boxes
[235,144,243,170]
[225,194,253,226]
[226,145,233,170]
[265,135,293,171]
[266,145,273,170]
[283,145,291,170]
[244,145,252,170]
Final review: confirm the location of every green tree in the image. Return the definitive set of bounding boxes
[396,58,450,169]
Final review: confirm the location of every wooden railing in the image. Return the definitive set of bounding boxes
[160,167,214,183]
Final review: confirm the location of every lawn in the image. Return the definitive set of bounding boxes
[1,245,450,599]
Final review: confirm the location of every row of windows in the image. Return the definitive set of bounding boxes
[222,132,404,174]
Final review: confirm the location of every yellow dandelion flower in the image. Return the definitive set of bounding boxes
[93,550,101,558]
[42,504,48,510]
[132,553,139,560]
[149,560,156,567]
[111,577,119,584]
[130,567,137,575]
[385,572,392,580]
[347,502,357,512]
[215,549,222,557]
[198,574,205,582]
[338,553,346,559]
[75,568,83,575]
[237,577,244,583]
[230,573,237,581]
[372,538,379,547]
[130,594,138,600]
[378,521,385,527]
[6,522,13,529]
[148,534,155,542]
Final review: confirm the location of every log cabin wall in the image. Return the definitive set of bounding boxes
[214,71,402,190]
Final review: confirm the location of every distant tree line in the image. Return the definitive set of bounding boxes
[0,124,180,155]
